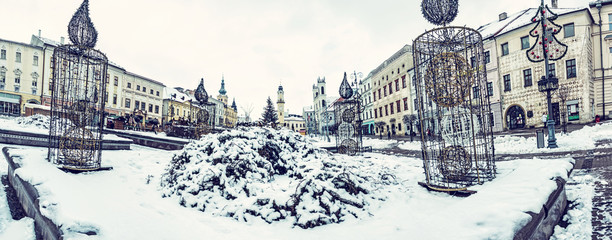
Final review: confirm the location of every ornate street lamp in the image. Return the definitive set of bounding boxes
[526,0,568,148]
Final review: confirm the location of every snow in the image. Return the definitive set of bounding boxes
[0,115,129,141]
[551,169,595,240]
[0,115,608,239]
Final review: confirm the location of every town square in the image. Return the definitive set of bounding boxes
[0,0,610,239]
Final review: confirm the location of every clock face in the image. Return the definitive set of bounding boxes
[425,52,473,108]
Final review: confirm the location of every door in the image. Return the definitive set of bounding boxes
[552,103,560,126]
[506,105,526,130]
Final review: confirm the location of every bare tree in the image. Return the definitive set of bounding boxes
[375,121,387,139]
[557,84,570,133]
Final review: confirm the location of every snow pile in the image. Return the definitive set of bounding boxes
[14,115,50,130]
[551,170,595,240]
[161,127,394,228]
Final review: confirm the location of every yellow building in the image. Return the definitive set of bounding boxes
[0,37,43,116]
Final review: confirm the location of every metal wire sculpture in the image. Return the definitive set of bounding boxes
[413,25,496,191]
[526,3,568,62]
[335,72,362,155]
[48,0,108,171]
[421,0,459,26]
[194,78,214,138]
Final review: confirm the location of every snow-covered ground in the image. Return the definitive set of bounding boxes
[0,115,609,239]
[551,169,596,240]
[0,115,128,141]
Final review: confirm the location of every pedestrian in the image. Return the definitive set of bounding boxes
[387,130,391,139]
[542,114,547,128]
[596,115,601,123]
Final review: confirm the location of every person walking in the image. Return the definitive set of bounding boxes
[541,114,547,128]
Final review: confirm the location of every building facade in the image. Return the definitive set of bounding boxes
[371,44,416,136]
[359,73,375,135]
[312,77,327,134]
[0,37,44,116]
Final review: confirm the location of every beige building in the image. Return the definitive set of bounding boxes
[29,33,165,122]
[371,44,416,136]
[0,37,44,116]
[477,7,595,130]
[590,1,612,120]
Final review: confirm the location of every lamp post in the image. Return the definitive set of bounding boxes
[350,71,363,147]
[526,0,568,148]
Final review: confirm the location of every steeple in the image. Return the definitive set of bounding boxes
[231,98,237,111]
[219,74,227,95]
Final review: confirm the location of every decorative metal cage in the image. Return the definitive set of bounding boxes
[48,0,108,171]
[335,72,362,155]
[413,26,496,191]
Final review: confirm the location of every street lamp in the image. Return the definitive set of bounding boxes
[350,71,364,147]
[525,0,568,148]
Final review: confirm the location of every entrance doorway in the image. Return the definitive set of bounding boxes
[506,105,525,130]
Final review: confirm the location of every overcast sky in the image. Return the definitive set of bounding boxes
[1,0,589,119]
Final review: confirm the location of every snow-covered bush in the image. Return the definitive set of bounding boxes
[161,127,392,228]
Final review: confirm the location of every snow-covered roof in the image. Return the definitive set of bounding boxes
[284,116,304,122]
[163,87,194,103]
[126,71,166,87]
[477,7,587,40]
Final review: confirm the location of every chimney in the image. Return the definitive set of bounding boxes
[552,0,558,8]
[38,29,41,38]
[499,12,508,21]
[60,37,64,44]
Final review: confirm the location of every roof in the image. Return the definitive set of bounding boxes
[284,116,305,122]
[477,7,589,40]
[369,44,412,77]
[0,37,43,50]
[126,71,166,87]
[163,87,193,103]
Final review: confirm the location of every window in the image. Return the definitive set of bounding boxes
[14,86,19,92]
[143,87,146,92]
[0,72,4,82]
[378,89,381,99]
[395,79,399,91]
[33,56,38,66]
[484,51,490,64]
[141,102,146,110]
[374,109,378,118]
[32,81,37,87]
[15,77,20,84]
[390,103,394,114]
[403,98,409,111]
[504,74,511,91]
[373,91,376,101]
[149,104,153,112]
[135,100,140,109]
[113,94,117,104]
[156,91,160,96]
[15,52,21,63]
[383,86,387,96]
[155,105,159,114]
[563,23,574,38]
[32,89,36,95]
[125,98,131,108]
[489,112,495,126]
[548,63,556,77]
[0,49,5,59]
[566,59,576,78]
[609,14,612,30]
[388,82,393,94]
[137,85,140,91]
[501,43,509,56]
[385,105,388,116]
[523,69,532,87]
[150,89,153,94]
[321,86,324,95]
[521,36,530,50]
[106,75,109,83]
[114,76,118,86]
[402,75,407,88]
[473,86,480,98]
[396,100,401,112]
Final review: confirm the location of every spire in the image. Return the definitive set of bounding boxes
[231,98,237,111]
[219,74,227,95]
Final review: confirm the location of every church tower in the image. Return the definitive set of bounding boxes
[277,84,285,125]
[217,74,228,105]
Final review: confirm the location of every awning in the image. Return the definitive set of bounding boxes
[0,92,20,104]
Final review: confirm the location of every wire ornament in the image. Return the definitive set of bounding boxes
[421,0,459,26]
[526,4,568,62]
